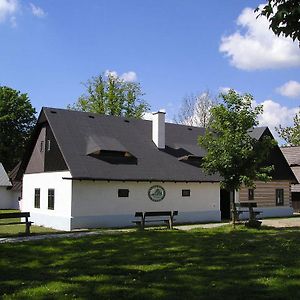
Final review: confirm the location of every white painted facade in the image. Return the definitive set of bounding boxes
[71,181,221,229]
[22,171,221,230]
[22,171,73,230]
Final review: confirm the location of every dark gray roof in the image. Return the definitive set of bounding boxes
[41,108,220,182]
[21,107,291,183]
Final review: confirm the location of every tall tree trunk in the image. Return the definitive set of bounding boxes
[230,190,236,228]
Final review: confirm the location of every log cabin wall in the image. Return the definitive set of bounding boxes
[239,181,291,208]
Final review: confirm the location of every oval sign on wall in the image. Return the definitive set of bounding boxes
[148,185,166,202]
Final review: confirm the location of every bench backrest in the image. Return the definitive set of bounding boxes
[144,211,178,217]
[0,212,30,219]
[135,212,144,217]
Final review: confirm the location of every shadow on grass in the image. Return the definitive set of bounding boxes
[1,226,300,299]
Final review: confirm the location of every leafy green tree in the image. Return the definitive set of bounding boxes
[69,73,150,118]
[276,109,300,146]
[0,86,36,171]
[255,0,300,44]
[198,90,276,225]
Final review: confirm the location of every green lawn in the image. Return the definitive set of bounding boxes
[0,210,59,237]
[1,226,300,299]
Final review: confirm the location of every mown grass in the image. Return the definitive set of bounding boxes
[1,225,300,299]
[0,210,59,237]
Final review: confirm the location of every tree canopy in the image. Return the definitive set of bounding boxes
[276,109,300,146]
[68,73,150,118]
[256,0,300,44]
[174,91,217,127]
[0,86,36,171]
[198,90,276,192]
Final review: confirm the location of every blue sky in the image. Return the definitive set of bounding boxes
[0,0,299,135]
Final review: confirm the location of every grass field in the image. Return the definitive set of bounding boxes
[1,225,300,299]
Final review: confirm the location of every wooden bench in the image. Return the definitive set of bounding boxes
[132,211,178,230]
[0,212,33,235]
[233,202,263,228]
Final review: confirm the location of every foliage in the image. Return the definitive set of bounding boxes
[68,73,150,118]
[198,90,276,192]
[276,109,300,146]
[174,91,217,127]
[1,226,300,299]
[255,0,300,43]
[0,86,36,171]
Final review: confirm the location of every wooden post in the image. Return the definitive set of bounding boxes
[25,216,30,235]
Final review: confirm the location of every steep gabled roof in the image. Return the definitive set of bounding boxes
[18,107,296,183]
[8,162,22,192]
[0,163,12,187]
[39,108,219,182]
[281,146,300,191]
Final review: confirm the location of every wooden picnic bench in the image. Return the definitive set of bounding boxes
[132,211,178,230]
[0,212,33,235]
[233,202,263,227]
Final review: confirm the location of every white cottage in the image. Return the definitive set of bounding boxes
[18,108,296,230]
[0,162,19,209]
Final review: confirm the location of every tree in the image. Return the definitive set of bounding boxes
[255,0,300,44]
[198,90,276,226]
[174,91,217,127]
[276,109,300,146]
[68,73,150,118]
[0,86,36,171]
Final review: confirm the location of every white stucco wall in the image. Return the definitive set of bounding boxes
[71,181,221,229]
[22,171,72,230]
[0,187,19,209]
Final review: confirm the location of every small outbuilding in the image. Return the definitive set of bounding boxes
[0,162,19,209]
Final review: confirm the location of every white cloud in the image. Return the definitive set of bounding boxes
[219,87,231,94]
[0,0,18,26]
[219,5,300,70]
[29,3,46,18]
[105,70,138,82]
[120,71,137,82]
[253,99,299,141]
[276,81,300,98]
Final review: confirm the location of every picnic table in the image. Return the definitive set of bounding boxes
[132,211,178,230]
[234,202,262,228]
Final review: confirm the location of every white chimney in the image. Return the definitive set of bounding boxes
[152,111,165,149]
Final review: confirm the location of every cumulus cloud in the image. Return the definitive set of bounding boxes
[120,71,137,82]
[276,81,300,98]
[30,3,46,18]
[252,99,299,140]
[0,0,18,26]
[219,5,300,70]
[105,70,138,82]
